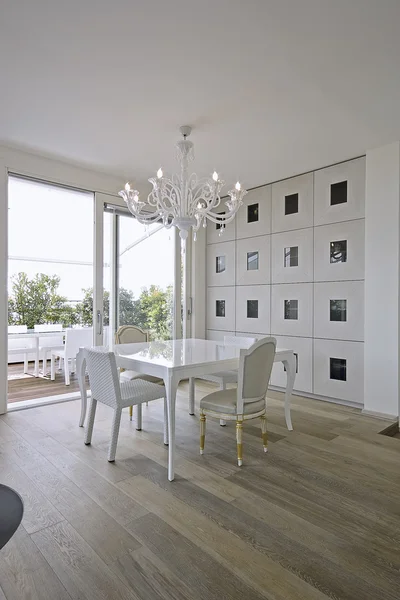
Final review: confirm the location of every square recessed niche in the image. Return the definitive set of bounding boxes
[247,203,259,223]
[330,181,347,206]
[330,240,347,263]
[284,299,298,320]
[216,212,225,230]
[330,357,347,381]
[215,256,226,274]
[247,251,259,271]
[285,193,299,215]
[284,246,299,267]
[216,300,225,317]
[330,299,347,322]
[247,300,258,319]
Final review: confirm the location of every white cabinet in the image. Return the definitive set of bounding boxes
[271,283,313,337]
[235,285,271,334]
[314,157,365,226]
[314,219,365,282]
[271,228,313,283]
[236,235,271,285]
[272,172,313,233]
[206,286,236,332]
[270,335,313,393]
[313,339,364,404]
[236,186,271,239]
[206,241,236,287]
[314,281,364,342]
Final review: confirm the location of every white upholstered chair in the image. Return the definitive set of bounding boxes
[51,328,93,385]
[83,348,167,462]
[8,325,38,375]
[115,325,163,420]
[34,323,64,376]
[200,337,276,466]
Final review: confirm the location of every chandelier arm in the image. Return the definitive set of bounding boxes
[149,177,182,219]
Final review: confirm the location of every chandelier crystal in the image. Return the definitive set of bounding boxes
[119,126,247,242]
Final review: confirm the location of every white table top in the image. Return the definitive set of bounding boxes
[115,338,292,370]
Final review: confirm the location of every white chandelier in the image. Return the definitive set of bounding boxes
[119,126,247,242]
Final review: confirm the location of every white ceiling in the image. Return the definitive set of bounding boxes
[1,0,400,192]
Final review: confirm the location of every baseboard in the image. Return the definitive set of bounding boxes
[361,408,398,421]
[269,385,363,410]
[7,391,90,412]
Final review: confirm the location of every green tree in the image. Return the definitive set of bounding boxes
[138,284,173,340]
[8,272,79,329]
[76,288,110,327]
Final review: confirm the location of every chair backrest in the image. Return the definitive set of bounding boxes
[34,324,63,332]
[237,337,276,413]
[115,325,149,344]
[8,325,28,334]
[64,328,93,359]
[84,348,121,408]
[224,335,256,349]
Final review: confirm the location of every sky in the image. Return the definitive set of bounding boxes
[8,177,174,303]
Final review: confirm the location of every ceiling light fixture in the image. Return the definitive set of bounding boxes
[119,126,247,243]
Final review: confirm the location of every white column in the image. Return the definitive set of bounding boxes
[364,142,400,419]
[0,159,7,414]
[191,225,206,339]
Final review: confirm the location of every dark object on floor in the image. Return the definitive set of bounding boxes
[0,484,24,549]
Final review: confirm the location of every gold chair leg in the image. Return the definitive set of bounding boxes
[236,419,243,466]
[260,414,268,452]
[129,405,133,421]
[200,412,206,455]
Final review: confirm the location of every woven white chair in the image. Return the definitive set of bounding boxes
[83,348,167,462]
[200,337,276,466]
[115,325,163,420]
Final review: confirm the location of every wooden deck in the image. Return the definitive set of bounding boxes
[0,384,399,600]
[7,362,87,404]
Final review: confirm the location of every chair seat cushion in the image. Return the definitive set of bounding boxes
[199,370,238,384]
[200,388,266,416]
[120,370,164,385]
[120,378,165,407]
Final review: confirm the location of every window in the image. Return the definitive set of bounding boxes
[330,357,347,381]
[285,193,298,215]
[330,181,347,206]
[284,299,298,320]
[247,300,258,319]
[284,246,299,267]
[330,299,347,322]
[216,212,225,230]
[216,256,225,273]
[247,251,259,271]
[216,300,225,317]
[247,203,259,223]
[330,240,347,263]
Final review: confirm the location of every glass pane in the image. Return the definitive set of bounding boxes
[247,251,259,271]
[247,300,258,318]
[118,216,174,340]
[330,357,347,381]
[216,256,226,273]
[285,193,298,215]
[330,240,347,263]
[284,299,298,320]
[284,246,298,267]
[330,181,347,206]
[216,300,225,317]
[247,203,259,223]
[330,299,347,322]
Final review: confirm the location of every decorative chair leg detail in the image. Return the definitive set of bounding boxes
[108,408,122,462]
[163,398,169,445]
[236,420,243,466]
[260,414,268,452]
[129,405,133,421]
[200,413,206,455]
[136,403,142,431]
[84,398,97,445]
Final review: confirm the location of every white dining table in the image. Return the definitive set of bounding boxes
[77,338,296,481]
[8,330,65,377]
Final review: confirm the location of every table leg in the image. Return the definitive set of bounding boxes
[34,338,39,377]
[165,375,179,481]
[189,377,195,415]
[77,349,87,427]
[281,354,295,431]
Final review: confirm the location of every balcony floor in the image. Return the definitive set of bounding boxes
[7,362,88,404]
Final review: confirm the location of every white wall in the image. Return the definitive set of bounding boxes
[364,142,400,418]
[0,145,124,414]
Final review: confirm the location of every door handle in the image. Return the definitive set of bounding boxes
[97,310,103,335]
